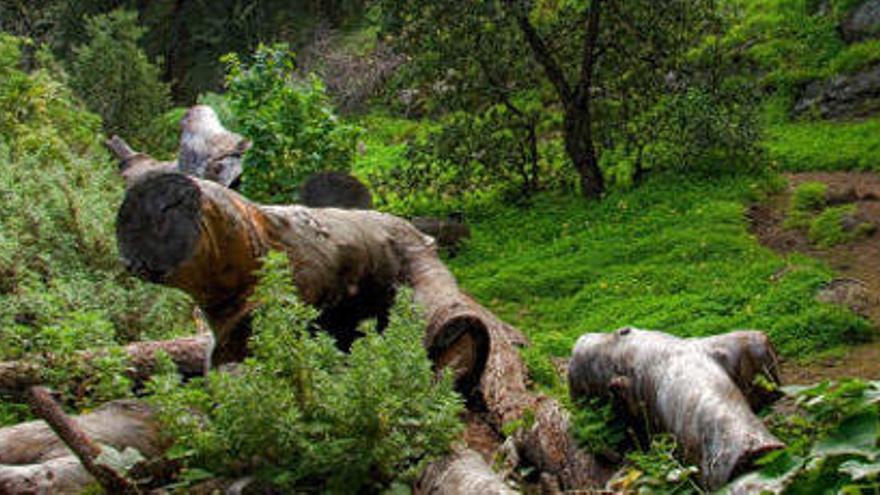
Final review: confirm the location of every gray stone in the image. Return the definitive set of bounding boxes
[841,0,880,42]
[793,63,880,119]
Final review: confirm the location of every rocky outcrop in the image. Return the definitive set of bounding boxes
[841,0,880,42]
[793,63,880,119]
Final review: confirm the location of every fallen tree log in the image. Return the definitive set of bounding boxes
[568,328,785,490]
[0,400,162,494]
[113,170,608,489]
[0,335,212,392]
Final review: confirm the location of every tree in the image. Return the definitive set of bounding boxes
[68,9,171,143]
[377,0,725,199]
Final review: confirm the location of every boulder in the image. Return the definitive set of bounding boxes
[841,0,880,42]
[793,64,880,119]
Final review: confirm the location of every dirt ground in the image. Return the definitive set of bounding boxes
[748,172,880,384]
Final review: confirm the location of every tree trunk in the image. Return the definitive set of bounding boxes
[563,107,604,199]
[568,328,784,490]
[416,449,516,495]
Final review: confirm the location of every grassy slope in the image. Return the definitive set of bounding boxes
[444,174,872,387]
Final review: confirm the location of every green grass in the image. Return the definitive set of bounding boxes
[766,119,880,171]
[447,174,873,387]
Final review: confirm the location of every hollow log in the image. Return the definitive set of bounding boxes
[115,172,489,387]
[568,328,785,490]
[114,171,607,489]
[0,335,212,392]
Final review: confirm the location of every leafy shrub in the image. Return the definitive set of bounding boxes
[737,380,880,493]
[792,181,828,212]
[631,88,764,178]
[809,204,858,247]
[148,252,463,492]
[223,44,362,204]
[68,9,171,145]
[0,33,192,423]
[570,396,628,459]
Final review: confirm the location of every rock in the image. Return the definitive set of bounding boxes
[298,171,373,209]
[841,0,880,42]
[793,64,880,119]
[816,278,876,317]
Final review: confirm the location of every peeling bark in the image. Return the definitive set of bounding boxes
[568,328,784,490]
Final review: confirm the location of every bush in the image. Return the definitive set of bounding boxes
[0,34,191,423]
[148,252,463,492]
[809,205,857,247]
[68,9,171,145]
[792,181,828,212]
[223,44,362,204]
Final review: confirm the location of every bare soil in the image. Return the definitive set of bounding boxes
[749,172,880,384]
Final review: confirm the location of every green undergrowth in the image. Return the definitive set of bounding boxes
[447,173,874,389]
[766,118,880,172]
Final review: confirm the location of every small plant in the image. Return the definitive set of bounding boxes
[792,181,828,213]
[148,252,463,492]
[734,380,880,493]
[785,181,829,230]
[570,396,628,460]
[809,205,857,247]
[223,44,362,204]
[619,434,701,493]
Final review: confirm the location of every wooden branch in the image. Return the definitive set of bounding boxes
[105,135,176,186]
[0,335,212,392]
[24,387,138,494]
[506,2,572,103]
[568,328,784,490]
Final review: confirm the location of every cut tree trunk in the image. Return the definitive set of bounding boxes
[568,328,784,490]
[417,449,516,495]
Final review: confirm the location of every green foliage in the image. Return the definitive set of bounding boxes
[793,181,829,212]
[447,173,872,374]
[570,396,627,458]
[223,44,362,203]
[766,118,880,172]
[148,252,463,492]
[809,205,859,247]
[616,88,764,179]
[622,434,701,493]
[0,33,191,424]
[731,380,880,493]
[68,9,171,144]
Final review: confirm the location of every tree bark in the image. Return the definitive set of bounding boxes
[568,328,784,490]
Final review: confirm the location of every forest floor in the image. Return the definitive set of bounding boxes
[750,171,880,383]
